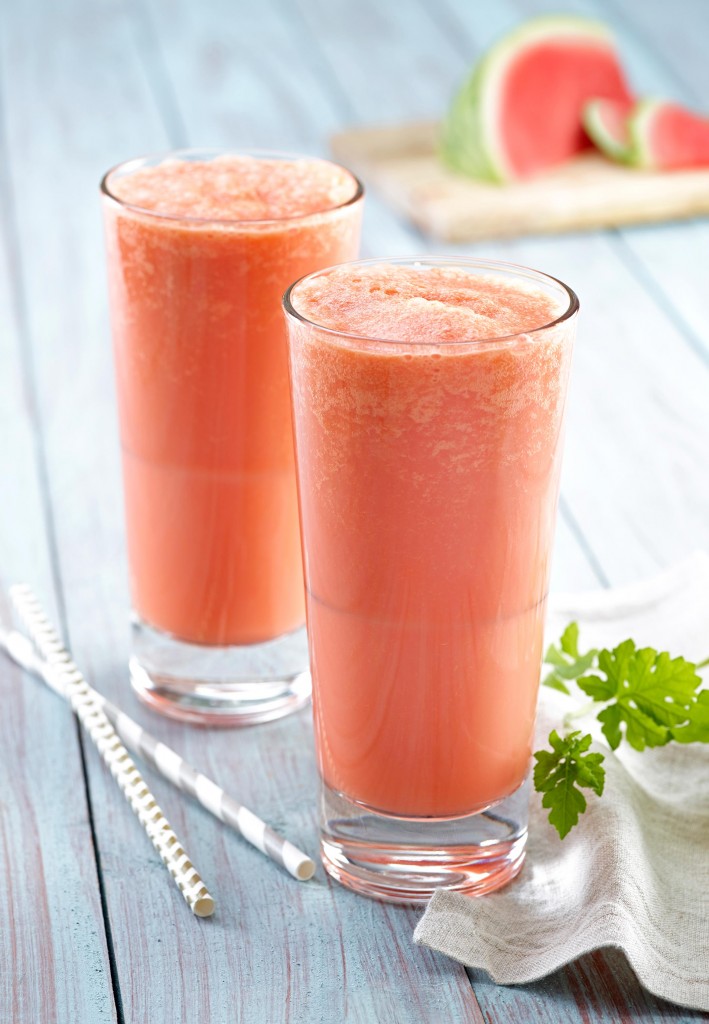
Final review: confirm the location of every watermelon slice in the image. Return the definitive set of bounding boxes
[442,15,633,183]
[629,99,709,170]
[584,98,709,170]
[583,97,635,162]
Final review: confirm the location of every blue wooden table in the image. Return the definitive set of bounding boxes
[1,0,708,1020]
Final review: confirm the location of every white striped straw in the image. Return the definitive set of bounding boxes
[8,585,216,918]
[0,614,316,883]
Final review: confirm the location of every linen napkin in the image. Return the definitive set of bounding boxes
[414,553,709,1012]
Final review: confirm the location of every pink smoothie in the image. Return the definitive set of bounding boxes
[287,262,575,817]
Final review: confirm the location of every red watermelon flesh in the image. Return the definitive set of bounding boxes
[500,38,632,177]
[442,17,634,183]
[633,100,709,170]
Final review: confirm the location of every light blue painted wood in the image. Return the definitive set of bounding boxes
[608,0,709,100]
[468,946,708,1024]
[139,0,431,265]
[595,0,709,363]
[0,42,117,1024]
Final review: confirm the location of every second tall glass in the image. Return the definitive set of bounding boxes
[102,150,363,723]
[285,257,578,901]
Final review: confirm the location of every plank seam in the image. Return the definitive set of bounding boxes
[595,0,709,365]
[275,0,437,247]
[74,716,127,1024]
[607,230,709,369]
[0,69,125,1024]
[126,0,189,149]
[275,0,358,121]
[599,0,703,105]
[559,495,610,589]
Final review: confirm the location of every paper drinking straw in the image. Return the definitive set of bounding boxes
[0,617,316,883]
[8,585,215,918]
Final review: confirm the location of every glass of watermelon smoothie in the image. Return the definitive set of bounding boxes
[284,257,578,901]
[101,150,363,724]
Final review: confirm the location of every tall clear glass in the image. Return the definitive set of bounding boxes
[284,257,578,901]
[101,150,363,724]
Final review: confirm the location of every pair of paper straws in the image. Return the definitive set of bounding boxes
[1,585,315,918]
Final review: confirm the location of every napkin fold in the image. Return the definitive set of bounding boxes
[414,554,709,1012]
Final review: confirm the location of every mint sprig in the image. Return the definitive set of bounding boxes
[535,624,709,838]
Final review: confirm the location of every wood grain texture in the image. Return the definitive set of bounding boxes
[606,0,709,100]
[596,0,709,361]
[0,47,117,1024]
[331,122,709,242]
[468,948,707,1023]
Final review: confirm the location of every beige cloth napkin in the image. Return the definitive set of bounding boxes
[414,554,709,1012]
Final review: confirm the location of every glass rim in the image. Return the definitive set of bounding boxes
[283,256,579,348]
[100,147,365,225]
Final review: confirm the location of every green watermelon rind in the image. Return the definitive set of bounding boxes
[583,98,664,169]
[584,98,709,171]
[582,99,633,164]
[441,15,619,184]
[626,98,665,169]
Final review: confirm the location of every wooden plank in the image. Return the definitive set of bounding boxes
[134,0,429,263]
[468,947,707,1023]
[1,0,484,1019]
[553,500,608,592]
[595,0,709,360]
[138,0,340,152]
[606,0,709,100]
[331,122,709,243]
[0,74,117,1024]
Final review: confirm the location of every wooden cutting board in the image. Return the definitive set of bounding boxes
[331,121,709,242]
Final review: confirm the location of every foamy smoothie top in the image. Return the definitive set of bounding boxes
[289,263,567,343]
[105,154,360,221]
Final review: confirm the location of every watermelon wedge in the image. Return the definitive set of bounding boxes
[583,97,635,162]
[629,99,709,170]
[442,15,633,183]
[584,98,709,170]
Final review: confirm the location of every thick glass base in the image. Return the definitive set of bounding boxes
[320,777,529,904]
[129,616,311,725]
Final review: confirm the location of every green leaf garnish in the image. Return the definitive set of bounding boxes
[534,623,709,838]
[671,689,709,744]
[578,641,703,750]
[542,621,597,695]
[533,730,605,839]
